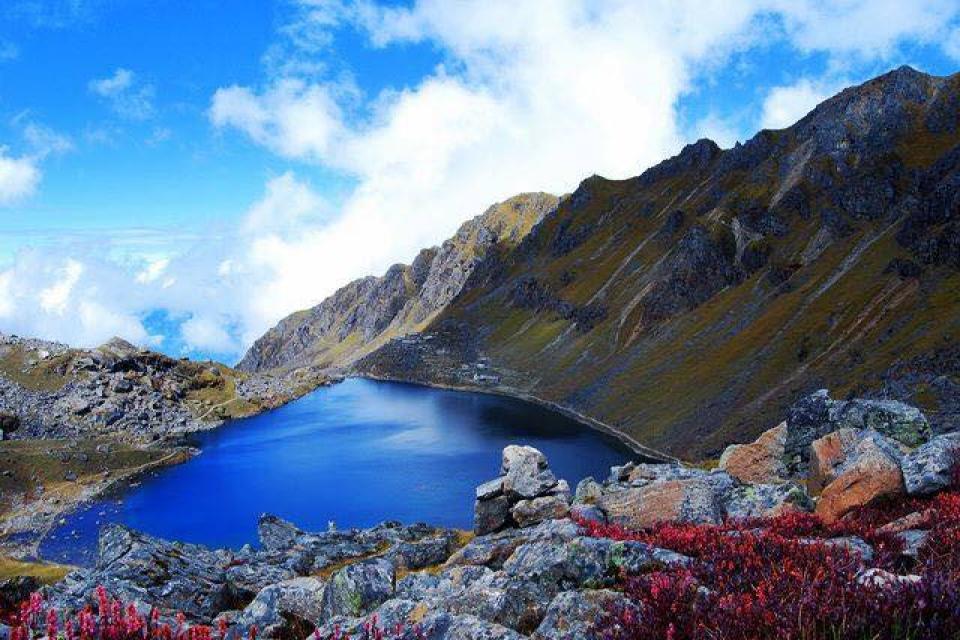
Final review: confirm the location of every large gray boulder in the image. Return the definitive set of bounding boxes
[502,537,688,590]
[532,589,637,640]
[232,577,325,638]
[319,558,395,620]
[723,483,813,520]
[501,445,558,499]
[784,390,931,468]
[901,432,960,495]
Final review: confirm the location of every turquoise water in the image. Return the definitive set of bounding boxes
[41,378,638,565]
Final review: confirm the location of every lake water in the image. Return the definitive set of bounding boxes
[40,378,639,565]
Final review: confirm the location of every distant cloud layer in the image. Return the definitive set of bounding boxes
[2,0,960,359]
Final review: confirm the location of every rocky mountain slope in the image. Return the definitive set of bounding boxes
[238,193,559,372]
[0,334,323,443]
[243,66,960,460]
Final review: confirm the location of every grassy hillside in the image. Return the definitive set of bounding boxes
[357,67,960,460]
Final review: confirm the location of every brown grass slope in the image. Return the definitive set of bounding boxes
[357,66,960,460]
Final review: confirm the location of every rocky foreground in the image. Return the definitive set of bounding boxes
[4,390,959,639]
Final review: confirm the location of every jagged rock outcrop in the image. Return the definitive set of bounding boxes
[238,193,559,373]
[0,334,322,443]
[474,445,570,535]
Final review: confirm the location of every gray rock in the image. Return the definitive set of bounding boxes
[830,398,931,448]
[901,432,960,495]
[797,536,874,565]
[232,577,325,638]
[501,446,558,499]
[573,477,603,504]
[387,533,458,571]
[786,390,932,470]
[320,558,395,620]
[723,483,813,520]
[532,589,637,640]
[448,520,580,570]
[476,478,504,501]
[414,612,525,640]
[569,503,606,523]
[438,576,552,634]
[510,496,569,528]
[503,537,687,590]
[475,495,513,535]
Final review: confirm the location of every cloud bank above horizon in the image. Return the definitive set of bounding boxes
[1,0,959,362]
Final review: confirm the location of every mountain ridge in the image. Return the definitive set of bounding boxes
[242,66,960,460]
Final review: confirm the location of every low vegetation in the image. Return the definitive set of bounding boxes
[582,480,960,639]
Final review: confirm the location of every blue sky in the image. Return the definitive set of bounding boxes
[0,0,958,363]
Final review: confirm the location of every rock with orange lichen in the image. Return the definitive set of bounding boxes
[719,422,788,484]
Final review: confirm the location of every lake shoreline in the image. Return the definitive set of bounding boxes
[34,378,642,563]
[354,373,679,464]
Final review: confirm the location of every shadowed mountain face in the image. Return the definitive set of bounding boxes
[243,66,960,459]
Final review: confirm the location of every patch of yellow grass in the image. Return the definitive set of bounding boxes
[0,556,72,584]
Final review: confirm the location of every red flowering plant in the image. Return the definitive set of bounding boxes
[582,470,960,640]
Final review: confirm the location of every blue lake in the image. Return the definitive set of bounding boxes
[40,378,638,565]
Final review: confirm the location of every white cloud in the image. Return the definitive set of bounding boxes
[22,122,74,158]
[211,79,344,161]
[0,149,41,205]
[770,0,958,60]
[89,68,155,120]
[946,26,960,61]
[0,250,151,347]
[181,314,238,354]
[759,78,839,130]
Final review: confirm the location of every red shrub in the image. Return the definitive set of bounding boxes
[582,488,960,640]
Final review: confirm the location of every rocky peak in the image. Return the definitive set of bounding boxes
[238,192,559,373]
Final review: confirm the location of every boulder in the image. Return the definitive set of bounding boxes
[797,537,874,564]
[501,446,558,499]
[719,422,788,484]
[531,589,637,640]
[830,399,931,448]
[895,530,929,560]
[813,431,906,523]
[413,612,525,639]
[877,510,932,534]
[438,576,552,634]
[597,477,722,529]
[511,496,569,528]
[475,446,567,534]
[502,537,688,590]
[447,520,580,571]
[856,568,922,589]
[573,477,603,504]
[387,533,459,571]
[232,577,325,638]
[784,391,931,470]
[784,389,835,464]
[475,496,513,535]
[808,429,862,495]
[901,432,960,495]
[723,483,813,520]
[569,503,606,523]
[320,558,395,620]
